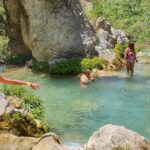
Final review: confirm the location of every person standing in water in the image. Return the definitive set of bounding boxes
[80,69,96,87]
[124,42,138,76]
[0,76,40,90]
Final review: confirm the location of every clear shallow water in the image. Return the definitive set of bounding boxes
[1,54,150,145]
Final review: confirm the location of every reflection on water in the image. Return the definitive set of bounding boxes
[1,54,150,144]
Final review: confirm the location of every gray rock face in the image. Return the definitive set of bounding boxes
[0,93,28,117]
[86,124,150,150]
[95,18,129,61]
[4,0,98,62]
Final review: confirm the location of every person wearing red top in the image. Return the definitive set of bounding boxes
[124,42,138,76]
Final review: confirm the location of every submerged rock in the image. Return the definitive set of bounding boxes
[4,0,98,62]
[86,124,150,150]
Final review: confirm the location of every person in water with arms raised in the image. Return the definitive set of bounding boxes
[0,76,40,90]
[124,42,138,76]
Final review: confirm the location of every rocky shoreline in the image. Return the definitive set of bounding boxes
[0,124,150,150]
[0,89,150,149]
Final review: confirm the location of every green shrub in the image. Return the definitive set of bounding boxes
[0,36,8,60]
[3,51,31,65]
[91,0,103,18]
[113,43,140,59]
[81,57,103,70]
[11,112,24,122]
[2,85,44,120]
[30,57,104,75]
[83,0,150,46]
[29,59,49,72]
[113,44,127,58]
[49,58,82,74]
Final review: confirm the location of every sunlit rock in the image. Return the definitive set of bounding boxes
[4,0,98,62]
[86,124,150,150]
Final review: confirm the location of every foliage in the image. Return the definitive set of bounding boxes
[113,43,140,59]
[29,57,104,74]
[0,35,8,60]
[1,85,53,133]
[0,0,5,35]
[2,85,44,120]
[29,59,49,72]
[113,44,127,58]
[2,51,31,65]
[2,112,46,136]
[84,0,150,45]
[49,58,82,74]
[81,57,103,70]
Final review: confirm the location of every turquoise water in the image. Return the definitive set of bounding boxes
[1,53,150,145]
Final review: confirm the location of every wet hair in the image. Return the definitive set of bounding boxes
[128,42,135,50]
[83,69,90,74]
[83,69,91,78]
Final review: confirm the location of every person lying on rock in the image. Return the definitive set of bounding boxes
[124,42,138,76]
[80,69,96,87]
[0,76,40,90]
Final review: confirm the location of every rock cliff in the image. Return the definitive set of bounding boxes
[4,0,98,62]
[95,18,129,61]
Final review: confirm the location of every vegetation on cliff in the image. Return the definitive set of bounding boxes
[83,0,150,47]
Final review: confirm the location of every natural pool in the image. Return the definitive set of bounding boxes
[1,53,150,145]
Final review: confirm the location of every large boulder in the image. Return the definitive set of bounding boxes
[0,132,70,150]
[96,18,129,46]
[4,0,98,62]
[32,132,69,150]
[0,133,39,150]
[86,124,150,150]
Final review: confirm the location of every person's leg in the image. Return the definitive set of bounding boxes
[126,62,130,75]
[130,62,135,76]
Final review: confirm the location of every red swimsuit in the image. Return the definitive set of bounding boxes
[126,49,135,63]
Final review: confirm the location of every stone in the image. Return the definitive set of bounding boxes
[32,132,68,150]
[0,92,8,116]
[95,18,129,61]
[137,51,145,57]
[111,28,129,44]
[86,124,150,150]
[34,119,43,129]
[96,18,112,33]
[0,133,39,150]
[7,96,21,108]
[4,0,98,62]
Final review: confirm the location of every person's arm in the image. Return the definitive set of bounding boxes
[133,50,138,62]
[0,76,40,90]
